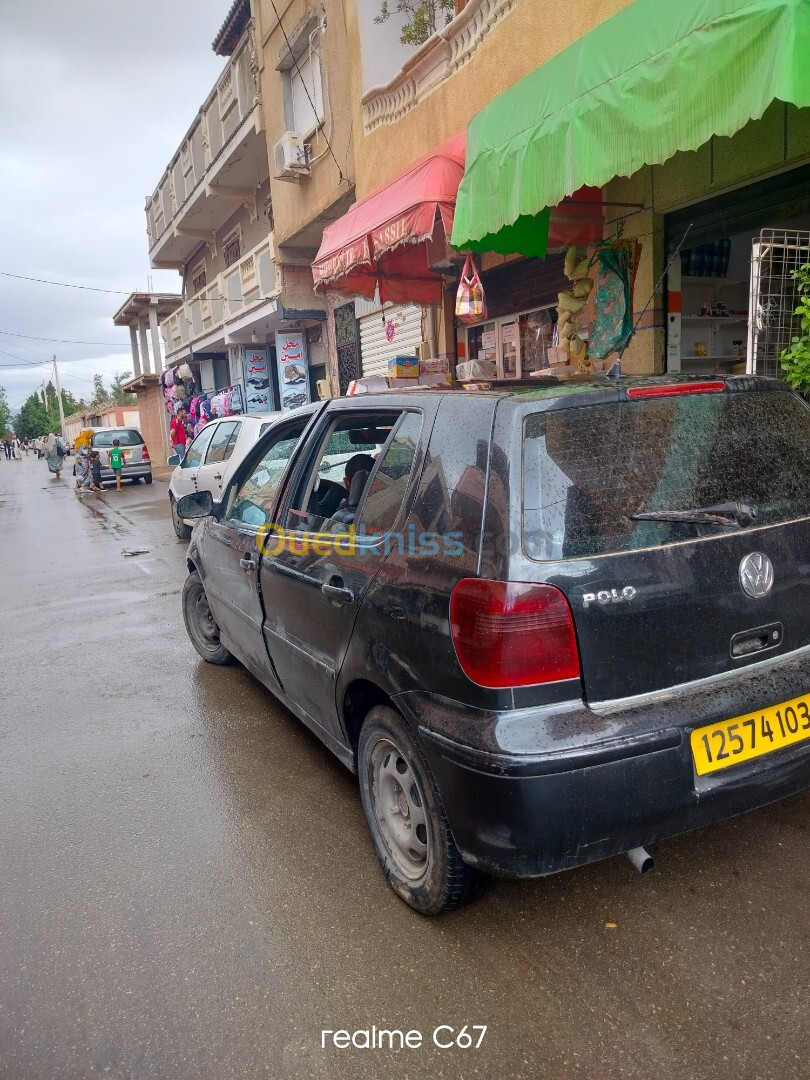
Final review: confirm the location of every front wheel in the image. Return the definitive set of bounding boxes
[182,571,233,665]
[171,495,192,540]
[358,706,488,915]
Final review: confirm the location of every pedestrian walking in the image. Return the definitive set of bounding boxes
[42,432,66,479]
[170,407,188,461]
[3,437,11,460]
[12,437,22,460]
[108,439,125,492]
[82,450,103,492]
[74,447,90,492]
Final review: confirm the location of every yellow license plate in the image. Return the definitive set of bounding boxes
[691,693,810,776]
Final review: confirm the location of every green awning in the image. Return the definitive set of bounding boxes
[451,0,810,254]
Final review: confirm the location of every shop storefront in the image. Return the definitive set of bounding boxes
[663,164,810,378]
[356,299,424,378]
[450,0,810,377]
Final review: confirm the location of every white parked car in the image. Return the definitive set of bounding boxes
[168,413,279,539]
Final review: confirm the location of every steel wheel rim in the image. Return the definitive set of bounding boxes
[370,736,429,881]
[192,588,220,650]
[171,499,183,533]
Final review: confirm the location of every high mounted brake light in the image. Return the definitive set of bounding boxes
[627,382,726,399]
[450,579,580,689]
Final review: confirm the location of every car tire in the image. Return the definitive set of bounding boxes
[182,571,233,665]
[358,706,488,915]
[144,474,153,485]
[170,495,192,540]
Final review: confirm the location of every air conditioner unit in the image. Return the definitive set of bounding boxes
[273,131,310,182]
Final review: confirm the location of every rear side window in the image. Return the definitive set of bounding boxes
[92,429,141,448]
[523,390,810,560]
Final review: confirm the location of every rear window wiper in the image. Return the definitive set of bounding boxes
[632,502,757,528]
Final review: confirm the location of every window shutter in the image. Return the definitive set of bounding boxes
[290,52,323,135]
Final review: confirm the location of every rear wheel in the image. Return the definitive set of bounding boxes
[144,473,153,485]
[358,706,488,914]
[171,495,192,540]
[182,571,233,665]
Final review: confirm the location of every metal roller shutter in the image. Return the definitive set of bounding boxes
[358,304,424,378]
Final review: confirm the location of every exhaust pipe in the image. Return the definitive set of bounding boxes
[626,846,655,874]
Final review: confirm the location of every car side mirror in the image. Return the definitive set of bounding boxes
[177,490,215,520]
[167,453,181,467]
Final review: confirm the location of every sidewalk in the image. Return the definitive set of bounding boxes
[151,463,173,483]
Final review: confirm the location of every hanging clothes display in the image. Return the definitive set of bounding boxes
[588,238,641,358]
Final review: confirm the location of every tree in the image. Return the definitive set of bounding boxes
[110,371,136,406]
[89,373,112,412]
[14,392,50,440]
[0,386,11,437]
[374,0,454,45]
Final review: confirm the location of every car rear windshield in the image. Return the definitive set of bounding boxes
[523,389,810,560]
[92,429,142,447]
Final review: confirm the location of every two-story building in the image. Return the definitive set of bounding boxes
[144,0,333,422]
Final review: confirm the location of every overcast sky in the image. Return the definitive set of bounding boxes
[0,0,232,412]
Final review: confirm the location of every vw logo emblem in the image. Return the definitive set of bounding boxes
[739,552,774,599]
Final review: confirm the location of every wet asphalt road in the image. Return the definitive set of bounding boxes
[0,455,808,1080]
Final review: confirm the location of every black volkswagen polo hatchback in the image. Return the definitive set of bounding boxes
[178,375,810,914]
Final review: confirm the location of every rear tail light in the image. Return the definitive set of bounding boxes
[141,445,150,461]
[627,381,725,399]
[449,578,580,688]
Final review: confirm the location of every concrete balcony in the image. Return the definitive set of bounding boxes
[162,235,279,361]
[146,29,268,269]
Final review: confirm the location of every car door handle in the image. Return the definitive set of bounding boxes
[214,473,222,480]
[240,554,257,572]
[322,580,355,604]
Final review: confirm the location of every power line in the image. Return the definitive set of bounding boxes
[0,329,128,347]
[0,271,131,295]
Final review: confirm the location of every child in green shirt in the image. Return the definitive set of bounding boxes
[108,439,126,491]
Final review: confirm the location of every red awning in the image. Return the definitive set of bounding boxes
[312,130,603,306]
[313,132,467,306]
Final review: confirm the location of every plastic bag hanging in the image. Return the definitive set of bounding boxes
[455,254,487,324]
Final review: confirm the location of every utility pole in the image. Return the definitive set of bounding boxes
[52,354,66,437]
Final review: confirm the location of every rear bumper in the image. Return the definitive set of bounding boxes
[398,652,810,878]
[418,723,810,877]
[99,462,151,481]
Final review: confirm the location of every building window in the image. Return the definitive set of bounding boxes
[223,229,242,269]
[288,51,324,137]
[190,260,207,295]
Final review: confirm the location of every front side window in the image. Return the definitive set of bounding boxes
[204,421,240,465]
[282,413,400,534]
[356,412,423,537]
[182,425,217,469]
[227,425,306,528]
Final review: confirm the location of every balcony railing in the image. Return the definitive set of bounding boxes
[162,235,277,357]
[146,30,260,251]
[361,0,516,133]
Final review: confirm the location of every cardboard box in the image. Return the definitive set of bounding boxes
[419,357,450,375]
[388,356,419,378]
[418,373,452,386]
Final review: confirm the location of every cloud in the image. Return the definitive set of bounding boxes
[0,0,231,411]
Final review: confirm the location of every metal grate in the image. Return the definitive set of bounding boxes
[748,228,810,377]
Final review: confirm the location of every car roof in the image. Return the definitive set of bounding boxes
[341,374,787,407]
